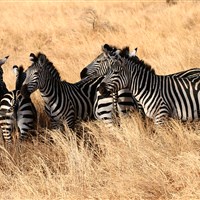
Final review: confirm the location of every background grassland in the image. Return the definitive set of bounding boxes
[0,1,200,199]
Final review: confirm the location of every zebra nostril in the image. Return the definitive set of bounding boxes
[80,68,88,79]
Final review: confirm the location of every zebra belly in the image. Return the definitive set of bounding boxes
[171,107,199,121]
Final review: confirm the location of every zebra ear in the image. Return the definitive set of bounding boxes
[129,48,137,57]
[13,65,19,75]
[119,47,129,57]
[102,44,114,54]
[115,49,121,55]
[38,53,46,66]
[102,44,112,58]
[102,44,112,51]
[30,53,38,63]
[0,55,9,66]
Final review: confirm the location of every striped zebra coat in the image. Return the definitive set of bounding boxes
[21,52,108,130]
[0,65,37,144]
[80,44,200,124]
[98,45,200,124]
[81,49,145,127]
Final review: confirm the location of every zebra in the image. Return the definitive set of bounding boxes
[96,44,200,124]
[20,52,112,130]
[81,47,145,127]
[80,44,200,124]
[0,65,37,145]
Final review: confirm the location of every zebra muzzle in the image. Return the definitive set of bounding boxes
[80,68,88,79]
[21,84,31,98]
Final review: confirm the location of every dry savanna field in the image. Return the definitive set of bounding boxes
[0,1,200,199]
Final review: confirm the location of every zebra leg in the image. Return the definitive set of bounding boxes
[50,119,64,130]
[18,130,29,141]
[1,129,13,146]
[0,115,14,146]
[112,92,120,127]
[50,117,75,132]
[154,104,170,125]
[17,115,36,142]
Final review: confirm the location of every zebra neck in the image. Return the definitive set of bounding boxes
[39,77,63,104]
[129,64,159,98]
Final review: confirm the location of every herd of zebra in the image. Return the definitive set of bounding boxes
[1,43,200,147]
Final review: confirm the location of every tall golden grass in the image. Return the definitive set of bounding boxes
[0,1,200,199]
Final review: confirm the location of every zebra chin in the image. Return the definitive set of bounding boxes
[98,82,111,97]
[21,84,31,98]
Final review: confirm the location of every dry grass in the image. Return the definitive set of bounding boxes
[0,1,200,199]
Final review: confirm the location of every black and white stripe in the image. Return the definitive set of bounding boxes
[80,44,200,124]
[93,88,143,127]
[21,52,108,130]
[0,65,37,144]
[81,48,144,127]
[98,45,200,124]
[81,44,200,83]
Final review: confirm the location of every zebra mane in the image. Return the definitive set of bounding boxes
[120,47,156,74]
[37,52,61,81]
[119,46,130,58]
[102,44,119,52]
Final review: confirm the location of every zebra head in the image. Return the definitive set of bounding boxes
[80,44,121,79]
[103,44,138,60]
[80,44,137,79]
[21,53,45,98]
[98,57,130,97]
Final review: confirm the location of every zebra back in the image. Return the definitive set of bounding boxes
[82,44,200,81]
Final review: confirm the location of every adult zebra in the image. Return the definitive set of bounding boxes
[98,45,200,124]
[20,52,114,130]
[0,65,37,144]
[81,47,145,127]
[80,44,200,124]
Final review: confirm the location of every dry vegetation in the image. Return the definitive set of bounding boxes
[0,1,200,199]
